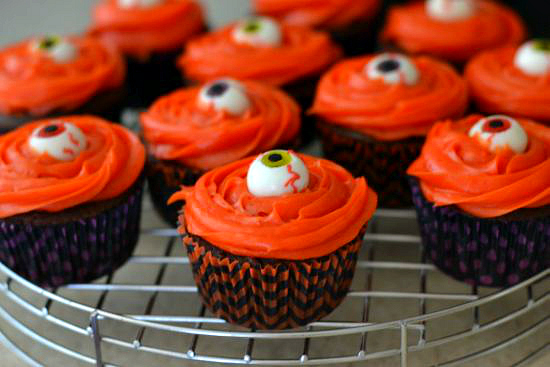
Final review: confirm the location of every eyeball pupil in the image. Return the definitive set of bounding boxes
[206,82,229,97]
[244,22,260,33]
[40,37,57,49]
[268,153,282,162]
[43,125,58,133]
[489,120,504,129]
[377,60,400,73]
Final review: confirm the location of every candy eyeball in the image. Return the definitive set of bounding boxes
[31,36,77,63]
[247,150,309,197]
[469,115,528,154]
[514,39,550,76]
[29,121,87,161]
[232,17,282,47]
[198,79,251,116]
[426,0,476,21]
[117,0,163,8]
[365,53,419,86]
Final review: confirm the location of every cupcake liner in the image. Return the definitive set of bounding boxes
[409,178,550,287]
[183,220,365,330]
[318,121,424,208]
[283,75,322,146]
[0,178,144,288]
[146,157,204,226]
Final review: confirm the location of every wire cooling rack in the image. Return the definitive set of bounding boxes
[0,202,548,366]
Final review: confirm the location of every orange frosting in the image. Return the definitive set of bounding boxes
[310,55,468,140]
[0,36,124,116]
[407,115,550,218]
[169,154,377,260]
[465,46,550,122]
[90,0,205,59]
[0,116,145,218]
[382,1,526,63]
[179,22,342,86]
[141,81,301,170]
[254,0,380,29]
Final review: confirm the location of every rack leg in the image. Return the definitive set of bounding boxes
[90,312,104,367]
[401,321,408,367]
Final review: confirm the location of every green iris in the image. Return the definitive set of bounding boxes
[261,150,291,168]
[243,20,261,33]
[533,39,550,52]
[39,36,60,50]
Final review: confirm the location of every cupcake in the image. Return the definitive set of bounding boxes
[89,0,206,107]
[253,0,381,56]
[465,39,550,122]
[141,78,301,225]
[0,35,125,133]
[178,16,341,113]
[169,150,377,329]
[0,115,145,287]
[408,114,550,287]
[311,53,468,207]
[381,0,526,64]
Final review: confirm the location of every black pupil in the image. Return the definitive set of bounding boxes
[377,59,400,73]
[41,38,56,49]
[43,125,58,133]
[207,83,229,97]
[244,22,260,33]
[489,120,504,128]
[268,153,282,162]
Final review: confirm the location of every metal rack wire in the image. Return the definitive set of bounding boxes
[0,206,548,366]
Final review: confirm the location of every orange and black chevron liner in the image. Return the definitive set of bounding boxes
[318,121,423,208]
[182,217,366,330]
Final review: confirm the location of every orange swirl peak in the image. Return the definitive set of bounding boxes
[169,150,378,260]
[0,35,125,116]
[382,0,526,62]
[310,53,468,140]
[254,0,380,29]
[408,114,550,218]
[465,40,550,122]
[141,79,301,170]
[179,16,342,86]
[0,115,145,218]
[90,0,205,58]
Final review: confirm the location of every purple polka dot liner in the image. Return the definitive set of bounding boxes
[0,178,144,288]
[409,178,550,287]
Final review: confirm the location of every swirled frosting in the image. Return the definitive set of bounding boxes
[407,115,550,218]
[254,0,380,29]
[141,80,301,170]
[0,35,124,116]
[178,20,341,86]
[90,0,205,58]
[169,154,377,259]
[382,0,526,62]
[465,45,550,122]
[0,116,145,218]
[310,55,468,140]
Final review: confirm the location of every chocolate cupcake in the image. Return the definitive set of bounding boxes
[408,114,550,287]
[253,0,381,56]
[0,116,145,287]
[169,150,377,329]
[381,0,526,65]
[140,78,301,225]
[89,0,206,107]
[0,35,125,133]
[465,39,550,122]
[311,53,468,207]
[178,16,341,142]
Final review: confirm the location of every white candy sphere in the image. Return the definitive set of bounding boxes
[32,36,77,63]
[469,115,528,154]
[514,40,550,76]
[426,0,476,22]
[365,53,420,86]
[198,79,251,116]
[232,17,282,47]
[29,121,87,161]
[118,0,163,8]
[247,150,309,197]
